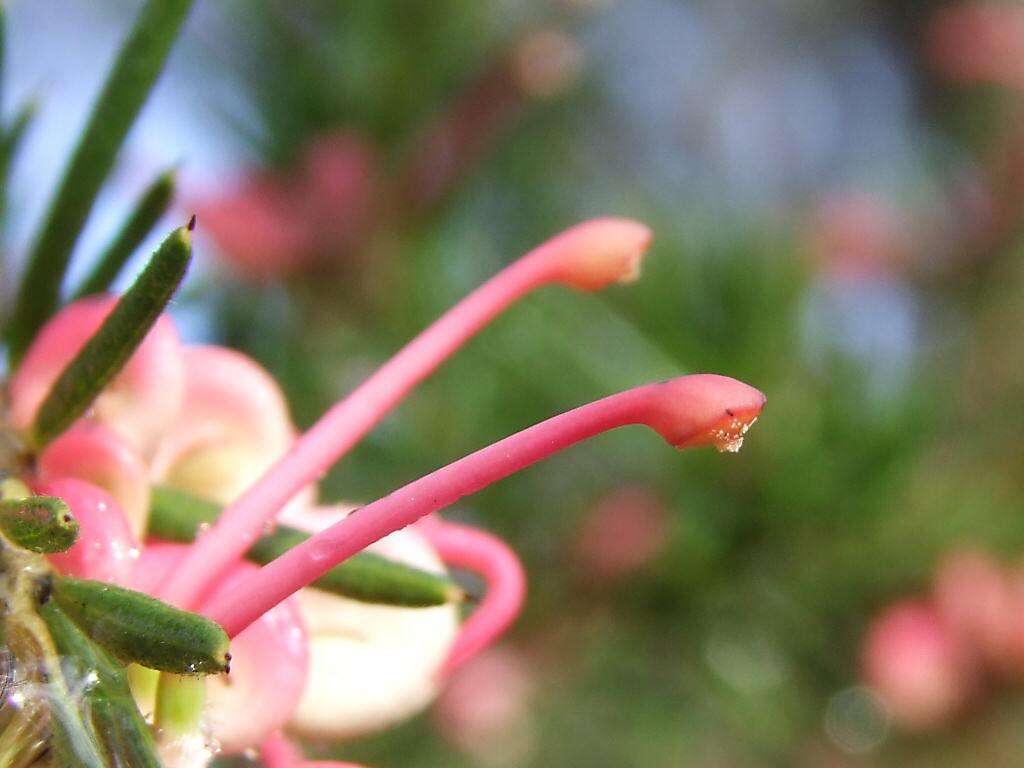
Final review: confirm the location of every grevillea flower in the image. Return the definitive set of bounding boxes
[0,212,765,766]
[0,5,764,766]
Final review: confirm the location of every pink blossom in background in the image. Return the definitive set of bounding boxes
[433,647,537,767]
[927,3,1024,90]
[572,486,669,583]
[805,192,911,282]
[933,549,1016,675]
[199,131,380,281]
[862,599,977,730]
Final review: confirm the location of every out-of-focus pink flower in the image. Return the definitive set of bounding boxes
[927,3,1024,90]
[199,131,380,281]
[933,549,1016,674]
[862,599,977,730]
[572,487,668,583]
[805,192,911,281]
[433,647,536,767]
[300,132,381,253]
[41,477,140,585]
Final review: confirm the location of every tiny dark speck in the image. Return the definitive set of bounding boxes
[725,408,735,417]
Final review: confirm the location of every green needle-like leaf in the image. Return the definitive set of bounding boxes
[30,224,192,449]
[41,602,163,768]
[0,97,38,231]
[4,0,195,362]
[71,167,177,300]
[0,495,79,553]
[51,577,231,675]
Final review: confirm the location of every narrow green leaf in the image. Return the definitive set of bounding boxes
[149,485,465,607]
[71,167,177,300]
[30,224,192,448]
[0,98,38,230]
[0,495,79,553]
[51,576,230,675]
[5,0,195,362]
[41,602,163,768]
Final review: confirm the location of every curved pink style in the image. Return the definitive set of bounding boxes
[132,544,309,752]
[204,374,765,637]
[37,423,151,539]
[159,219,654,610]
[418,519,526,673]
[41,478,140,585]
[9,296,184,452]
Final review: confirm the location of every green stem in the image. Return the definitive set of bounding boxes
[5,0,195,363]
[153,674,205,738]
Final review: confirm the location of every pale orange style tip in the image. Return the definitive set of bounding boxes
[645,374,766,452]
[545,217,653,291]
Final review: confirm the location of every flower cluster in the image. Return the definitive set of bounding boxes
[1,216,764,767]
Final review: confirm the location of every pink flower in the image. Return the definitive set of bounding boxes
[862,599,977,730]
[927,3,1024,90]
[433,647,536,766]
[571,487,668,583]
[805,192,911,281]
[199,131,380,281]
[6,218,765,765]
[933,549,1017,675]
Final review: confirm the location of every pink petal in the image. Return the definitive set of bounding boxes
[9,296,185,454]
[37,423,151,539]
[151,345,296,504]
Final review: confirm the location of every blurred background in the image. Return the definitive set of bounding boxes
[5,0,1024,765]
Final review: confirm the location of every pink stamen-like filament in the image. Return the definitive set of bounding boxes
[159,219,652,609]
[203,374,765,636]
[418,518,526,673]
